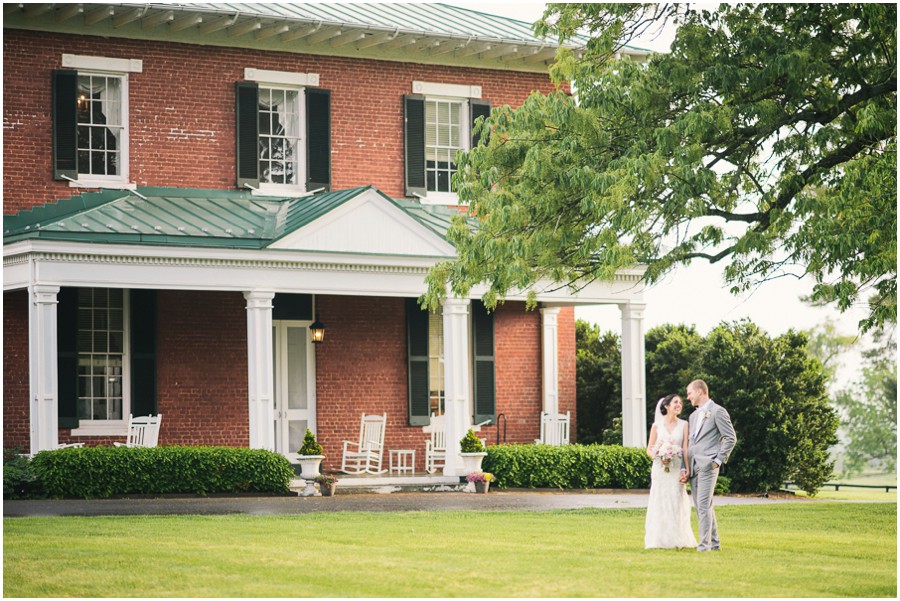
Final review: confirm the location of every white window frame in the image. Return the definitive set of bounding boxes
[70,289,131,436]
[245,68,319,196]
[412,81,482,205]
[61,54,140,190]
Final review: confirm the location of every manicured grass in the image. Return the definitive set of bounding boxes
[4,503,896,597]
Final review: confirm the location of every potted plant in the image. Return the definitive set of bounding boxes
[297,428,325,479]
[466,471,494,493]
[314,473,339,496]
[459,429,487,474]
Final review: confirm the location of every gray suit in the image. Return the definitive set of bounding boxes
[688,399,737,551]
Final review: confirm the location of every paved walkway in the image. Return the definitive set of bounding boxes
[3,490,800,517]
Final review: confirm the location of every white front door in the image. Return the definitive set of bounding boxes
[272,320,316,460]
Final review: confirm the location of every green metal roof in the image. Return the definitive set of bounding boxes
[3,186,463,251]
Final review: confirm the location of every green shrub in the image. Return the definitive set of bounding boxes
[715,475,731,495]
[460,429,485,453]
[30,446,295,499]
[298,429,323,455]
[3,449,45,500]
[483,443,651,489]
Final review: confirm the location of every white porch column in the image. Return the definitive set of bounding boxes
[442,297,471,476]
[29,285,61,454]
[244,291,275,450]
[619,302,647,448]
[540,307,561,416]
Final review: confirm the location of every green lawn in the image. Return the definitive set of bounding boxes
[789,471,897,501]
[4,503,896,597]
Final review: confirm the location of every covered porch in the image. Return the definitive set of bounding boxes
[3,186,649,470]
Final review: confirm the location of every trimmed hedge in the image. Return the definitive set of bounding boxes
[483,443,651,489]
[30,446,295,499]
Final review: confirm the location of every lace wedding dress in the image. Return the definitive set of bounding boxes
[644,419,698,549]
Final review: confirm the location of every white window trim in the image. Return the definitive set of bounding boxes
[70,289,131,437]
[246,68,316,196]
[62,54,137,189]
[415,84,474,206]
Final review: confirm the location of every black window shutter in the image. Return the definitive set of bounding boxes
[52,69,78,181]
[235,81,260,189]
[472,300,496,425]
[57,287,79,428]
[306,88,331,192]
[406,298,430,426]
[403,94,427,198]
[130,289,157,417]
[470,99,492,148]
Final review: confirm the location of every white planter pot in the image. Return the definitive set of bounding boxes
[460,451,487,475]
[297,455,324,479]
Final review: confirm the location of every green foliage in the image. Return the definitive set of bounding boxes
[298,428,323,456]
[714,475,731,495]
[3,449,45,500]
[575,319,621,442]
[645,324,703,425]
[483,443,651,489]
[803,319,859,383]
[700,322,839,495]
[459,429,485,453]
[601,417,623,446]
[833,331,897,475]
[29,446,295,499]
[425,3,896,333]
[578,319,838,494]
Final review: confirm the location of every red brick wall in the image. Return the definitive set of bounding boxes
[3,29,562,214]
[3,291,30,450]
[155,290,249,446]
[558,306,577,442]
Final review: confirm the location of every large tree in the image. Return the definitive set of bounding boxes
[424,4,896,332]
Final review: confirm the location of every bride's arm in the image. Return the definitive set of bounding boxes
[646,424,658,458]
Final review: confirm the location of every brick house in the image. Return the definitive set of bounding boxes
[3,3,649,474]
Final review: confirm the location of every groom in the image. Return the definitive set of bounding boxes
[682,379,737,552]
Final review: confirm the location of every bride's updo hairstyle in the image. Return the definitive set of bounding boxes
[659,393,680,416]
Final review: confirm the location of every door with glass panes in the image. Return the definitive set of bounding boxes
[272,321,316,459]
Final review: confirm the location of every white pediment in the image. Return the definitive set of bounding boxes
[268,188,456,257]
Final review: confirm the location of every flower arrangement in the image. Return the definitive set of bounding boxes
[466,471,494,483]
[314,473,338,485]
[655,440,682,472]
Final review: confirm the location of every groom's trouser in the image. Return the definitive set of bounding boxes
[691,466,720,551]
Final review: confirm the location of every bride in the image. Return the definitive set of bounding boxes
[645,393,697,549]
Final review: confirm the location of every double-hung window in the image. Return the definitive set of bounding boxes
[58,288,157,435]
[235,68,331,195]
[406,299,495,426]
[52,54,140,188]
[404,81,491,204]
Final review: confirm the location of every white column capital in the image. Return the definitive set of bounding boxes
[244,290,275,309]
[442,297,471,314]
[619,301,647,320]
[540,306,561,325]
[32,284,61,303]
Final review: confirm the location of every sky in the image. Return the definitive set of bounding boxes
[442,0,875,381]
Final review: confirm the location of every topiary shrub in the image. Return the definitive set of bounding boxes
[483,443,651,489]
[459,429,485,453]
[298,428,323,455]
[30,446,295,499]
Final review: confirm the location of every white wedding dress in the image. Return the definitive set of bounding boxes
[644,419,698,549]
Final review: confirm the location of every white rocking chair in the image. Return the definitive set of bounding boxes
[423,413,446,474]
[341,413,387,474]
[536,411,570,446]
[113,413,163,448]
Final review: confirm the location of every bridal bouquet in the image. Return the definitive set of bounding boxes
[655,441,682,472]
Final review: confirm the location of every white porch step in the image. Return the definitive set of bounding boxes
[289,474,466,495]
